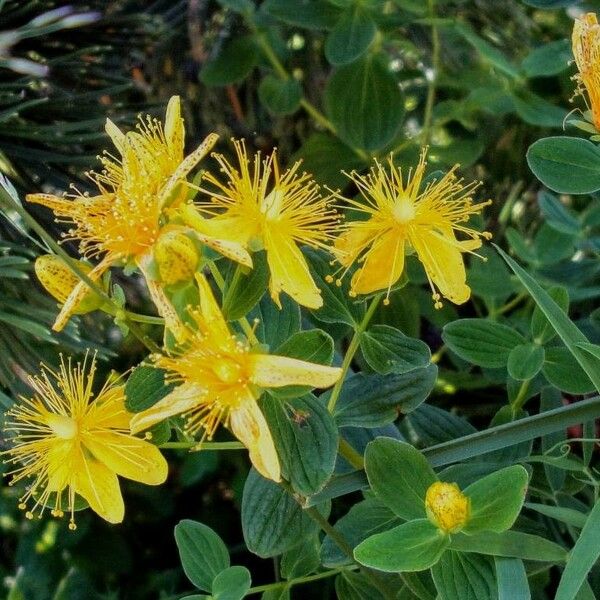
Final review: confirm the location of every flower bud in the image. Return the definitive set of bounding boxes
[425,481,470,534]
[154,231,199,286]
[35,255,103,314]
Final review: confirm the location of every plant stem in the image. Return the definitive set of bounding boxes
[420,0,440,147]
[490,291,528,318]
[303,505,397,600]
[124,310,165,325]
[251,27,370,162]
[247,566,355,595]
[0,188,160,353]
[511,378,532,413]
[338,437,365,470]
[207,261,258,345]
[327,295,382,413]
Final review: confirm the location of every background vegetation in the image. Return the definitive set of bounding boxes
[1,0,599,598]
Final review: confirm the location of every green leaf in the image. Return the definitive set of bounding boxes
[526,137,600,195]
[538,191,580,235]
[455,23,519,78]
[211,566,251,600]
[251,294,300,349]
[507,344,545,381]
[462,465,529,533]
[360,325,431,374]
[432,551,497,600]
[125,366,175,413]
[174,520,230,592]
[321,498,401,567]
[495,245,600,394]
[525,502,587,528]
[335,571,387,600]
[241,469,324,557]
[258,76,302,115]
[521,39,571,77]
[200,36,258,86]
[291,133,365,188]
[530,286,569,344]
[450,531,567,562]
[365,438,436,520]
[354,519,449,572]
[281,535,320,578]
[403,403,476,446]
[325,54,405,151]
[495,558,530,600]
[334,365,438,427]
[555,499,600,600]
[306,248,363,326]
[263,0,341,29]
[442,319,525,368]
[325,4,376,66]
[222,253,268,321]
[262,394,338,495]
[542,346,596,394]
[540,386,567,491]
[512,91,566,128]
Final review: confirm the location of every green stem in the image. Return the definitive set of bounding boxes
[251,27,370,162]
[327,295,382,413]
[159,441,244,450]
[124,311,165,325]
[247,567,355,595]
[420,0,440,146]
[303,505,397,600]
[490,291,528,319]
[207,261,258,345]
[0,188,160,353]
[511,378,532,413]
[338,437,364,470]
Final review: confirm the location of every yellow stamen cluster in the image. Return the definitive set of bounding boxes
[334,149,491,308]
[2,353,168,527]
[425,481,470,534]
[572,13,600,130]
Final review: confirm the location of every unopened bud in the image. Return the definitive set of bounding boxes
[35,255,103,314]
[425,481,470,534]
[154,231,199,286]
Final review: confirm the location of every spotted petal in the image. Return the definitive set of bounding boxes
[229,394,281,482]
[248,353,341,389]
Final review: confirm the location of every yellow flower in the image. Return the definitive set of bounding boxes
[190,139,339,309]
[334,149,491,307]
[35,254,105,315]
[572,13,600,131]
[425,481,470,534]
[130,273,342,482]
[26,96,250,339]
[2,353,168,528]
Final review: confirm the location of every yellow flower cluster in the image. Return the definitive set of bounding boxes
[5,95,493,529]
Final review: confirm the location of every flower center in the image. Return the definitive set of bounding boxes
[392,197,415,224]
[46,414,78,439]
[212,360,243,385]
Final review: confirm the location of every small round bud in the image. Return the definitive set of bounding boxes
[154,230,199,286]
[425,481,470,534]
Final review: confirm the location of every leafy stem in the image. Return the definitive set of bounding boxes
[327,294,382,413]
[420,0,440,146]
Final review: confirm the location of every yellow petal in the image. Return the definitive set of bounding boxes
[164,95,184,155]
[229,395,281,482]
[195,273,231,340]
[334,225,375,267]
[178,207,253,267]
[248,353,342,389]
[159,133,219,207]
[410,226,471,305]
[263,227,322,309]
[72,448,124,524]
[46,440,75,492]
[83,431,168,486]
[137,255,187,343]
[105,118,126,154]
[350,229,405,295]
[89,387,131,430]
[52,257,111,331]
[130,382,206,434]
